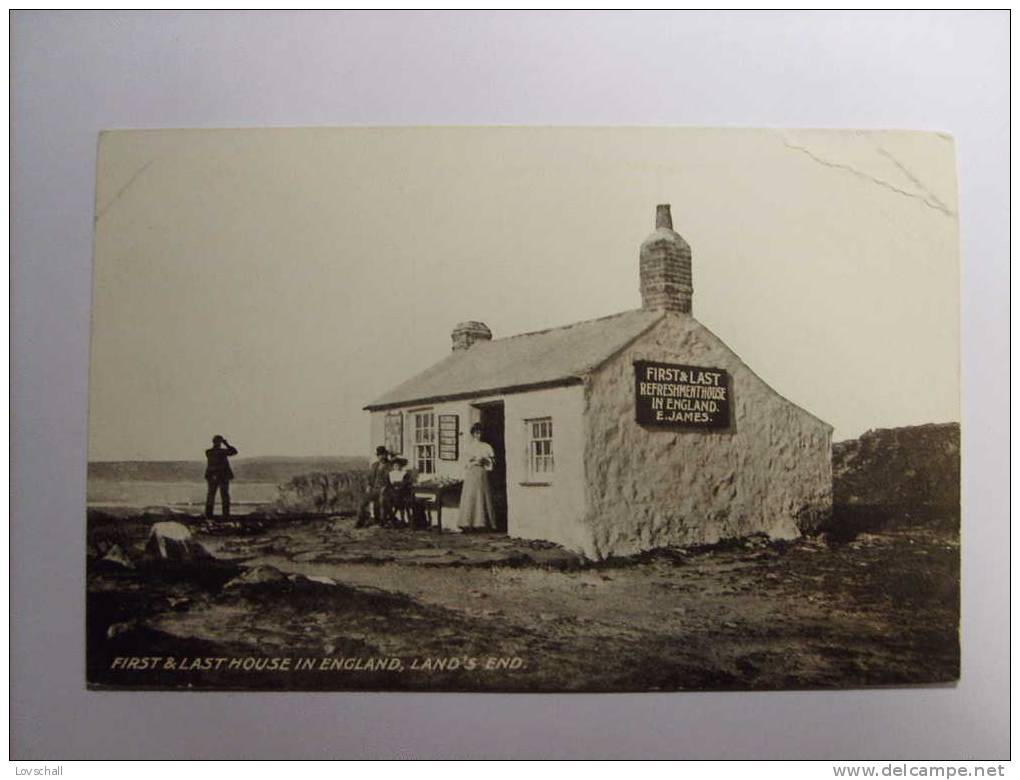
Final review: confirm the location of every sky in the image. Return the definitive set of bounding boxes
[88,127,959,460]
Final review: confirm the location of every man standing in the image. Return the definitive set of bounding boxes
[356,446,390,527]
[204,435,238,519]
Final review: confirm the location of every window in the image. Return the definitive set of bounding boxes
[526,418,554,478]
[413,411,436,474]
[384,412,403,455]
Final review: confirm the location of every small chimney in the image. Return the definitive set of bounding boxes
[451,321,492,351]
[655,204,673,230]
[639,203,692,314]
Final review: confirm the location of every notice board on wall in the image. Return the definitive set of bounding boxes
[634,360,731,429]
[438,414,459,460]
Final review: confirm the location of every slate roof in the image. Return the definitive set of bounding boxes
[364,309,666,410]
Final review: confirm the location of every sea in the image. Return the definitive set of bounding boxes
[86,456,367,515]
[86,479,282,514]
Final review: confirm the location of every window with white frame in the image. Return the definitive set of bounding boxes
[413,411,436,474]
[525,417,554,479]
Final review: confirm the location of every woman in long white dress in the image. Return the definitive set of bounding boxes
[459,423,496,531]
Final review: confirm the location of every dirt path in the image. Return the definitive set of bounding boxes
[87,514,959,691]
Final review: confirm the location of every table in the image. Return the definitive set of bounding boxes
[412,483,462,532]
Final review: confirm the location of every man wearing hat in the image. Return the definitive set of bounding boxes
[204,435,238,519]
[356,446,391,527]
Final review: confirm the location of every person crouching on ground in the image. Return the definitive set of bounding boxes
[356,446,390,527]
[204,435,238,519]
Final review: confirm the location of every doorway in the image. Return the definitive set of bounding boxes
[473,401,508,532]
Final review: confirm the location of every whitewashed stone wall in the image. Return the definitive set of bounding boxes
[581,313,832,559]
[503,385,589,552]
[368,386,587,541]
[369,397,485,528]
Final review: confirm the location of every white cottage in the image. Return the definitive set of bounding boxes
[364,205,832,559]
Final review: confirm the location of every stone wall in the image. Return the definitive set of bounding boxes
[581,313,832,559]
[503,384,589,552]
[369,387,588,542]
[371,397,492,529]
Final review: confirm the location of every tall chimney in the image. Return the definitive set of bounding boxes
[451,321,492,351]
[639,203,692,313]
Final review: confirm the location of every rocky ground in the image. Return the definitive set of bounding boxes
[87,508,959,692]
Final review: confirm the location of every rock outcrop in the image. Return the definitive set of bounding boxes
[101,544,135,569]
[274,470,369,515]
[223,564,287,589]
[828,423,960,537]
[832,423,960,509]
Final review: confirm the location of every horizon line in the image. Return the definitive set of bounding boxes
[88,453,369,463]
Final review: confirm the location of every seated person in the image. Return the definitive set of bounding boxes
[385,457,416,526]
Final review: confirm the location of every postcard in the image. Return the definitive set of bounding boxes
[86,127,959,691]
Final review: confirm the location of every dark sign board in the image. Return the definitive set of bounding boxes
[634,360,731,429]
[438,414,459,460]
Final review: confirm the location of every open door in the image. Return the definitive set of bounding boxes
[474,401,508,532]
